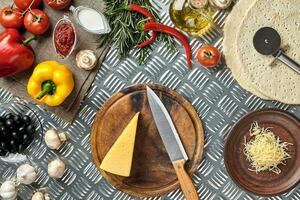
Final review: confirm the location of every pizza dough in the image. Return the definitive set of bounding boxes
[236,0,300,104]
[223,0,270,99]
[224,0,300,104]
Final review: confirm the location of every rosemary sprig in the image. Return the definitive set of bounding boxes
[97,0,177,64]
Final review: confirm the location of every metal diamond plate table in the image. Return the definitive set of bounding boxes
[0,0,299,199]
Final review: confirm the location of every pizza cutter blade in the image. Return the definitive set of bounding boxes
[253,27,300,75]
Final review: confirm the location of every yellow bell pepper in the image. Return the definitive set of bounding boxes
[27,61,74,107]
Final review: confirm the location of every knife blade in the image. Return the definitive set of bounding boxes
[146,87,199,200]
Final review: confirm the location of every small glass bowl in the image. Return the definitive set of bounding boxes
[0,99,43,163]
[53,14,77,60]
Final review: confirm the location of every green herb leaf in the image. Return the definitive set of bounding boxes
[97,0,177,64]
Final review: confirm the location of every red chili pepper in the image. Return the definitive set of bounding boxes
[0,29,37,77]
[127,4,157,48]
[128,4,154,20]
[142,22,192,68]
[136,30,157,48]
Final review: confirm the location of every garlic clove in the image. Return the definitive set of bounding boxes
[76,50,98,70]
[190,0,208,9]
[58,132,67,142]
[16,163,37,185]
[48,158,66,179]
[44,193,50,200]
[209,0,232,9]
[32,191,51,200]
[0,180,17,200]
[32,190,50,200]
[32,191,45,200]
[45,129,67,150]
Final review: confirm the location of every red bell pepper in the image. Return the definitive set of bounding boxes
[0,29,37,77]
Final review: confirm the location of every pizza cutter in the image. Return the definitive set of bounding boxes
[253,27,300,75]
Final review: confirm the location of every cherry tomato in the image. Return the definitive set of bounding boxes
[0,6,24,28]
[44,0,71,10]
[13,0,41,10]
[24,9,50,35]
[197,45,221,68]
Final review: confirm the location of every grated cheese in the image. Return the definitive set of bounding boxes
[243,122,292,174]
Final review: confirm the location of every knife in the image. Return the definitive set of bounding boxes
[146,87,199,200]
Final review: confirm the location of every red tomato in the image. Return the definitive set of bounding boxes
[24,9,50,35]
[0,6,24,28]
[44,0,71,10]
[197,45,221,68]
[13,0,41,10]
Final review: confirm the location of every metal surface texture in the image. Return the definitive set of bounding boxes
[147,87,188,161]
[0,0,300,199]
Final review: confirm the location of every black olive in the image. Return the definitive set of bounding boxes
[11,132,22,142]
[13,115,21,122]
[9,127,16,133]
[26,125,35,135]
[0,142,7,150]
[13,115,22,126]
[18,144,26,153]
[11,131,17,138]
[10,148,17,153]
[0,125,6,132]
[0,126,9,139]
[5,113,14,120]
[0,132,8,140]
[0,148,7,156]
[9,140,16,147]
[5,119,14,127]
[22,134,29,142]
[0,116,4,123]
[23,134,33,145]
[22,115,31,126]
[18,125,26,134]
[9,140,18,151]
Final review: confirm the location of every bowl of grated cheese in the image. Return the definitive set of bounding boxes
[224,108,300,196]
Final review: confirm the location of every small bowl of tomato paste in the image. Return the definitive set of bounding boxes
[53,15,77,59]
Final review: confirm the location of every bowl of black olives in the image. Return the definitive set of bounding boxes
[0,99,43,163]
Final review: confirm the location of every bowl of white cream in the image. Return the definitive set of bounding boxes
[70,5,111,34]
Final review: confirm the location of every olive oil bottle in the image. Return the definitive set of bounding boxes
[169,0,216,37]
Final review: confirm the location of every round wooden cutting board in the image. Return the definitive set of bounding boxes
[225,109,300,196]
[91,84,204,197]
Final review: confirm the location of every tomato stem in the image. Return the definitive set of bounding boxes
[22,0,36,15]
[28,0,35,9]
[4,5,14,14]
[22,35,38,46]
[204,51,213,59]
[29,10,42,22]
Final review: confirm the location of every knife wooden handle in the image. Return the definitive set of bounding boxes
[173,159,199,200]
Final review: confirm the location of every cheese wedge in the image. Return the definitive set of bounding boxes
[100,112,140,177]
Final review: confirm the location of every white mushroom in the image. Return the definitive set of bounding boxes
[189,0,208,9]
[16,163,37,185]
[48,158,66,179]
[44,129,67,150]
[76,50,98,70]
[209,0,232,9]
[32,191,50,200]
[0,180,17,200]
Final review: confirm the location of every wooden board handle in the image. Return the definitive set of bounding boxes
[173,159,199,200]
